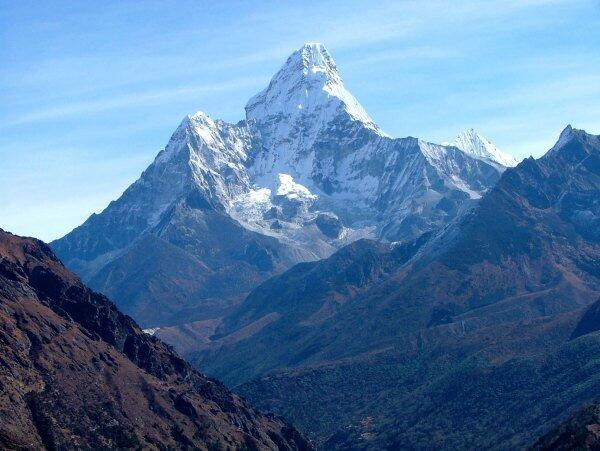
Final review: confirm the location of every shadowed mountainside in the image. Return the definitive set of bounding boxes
[0,229,311,450]
[171,127,600,448]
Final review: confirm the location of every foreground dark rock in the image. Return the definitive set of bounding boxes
[0,229,311,450]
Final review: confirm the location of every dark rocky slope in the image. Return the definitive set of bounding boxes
[0,229,311,450]
[175,127,600,448]
[52,188,309,328]
[529,298,600,450]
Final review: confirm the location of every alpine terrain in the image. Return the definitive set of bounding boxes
[180,126,600,448]
[531,298,600,450]
[51,43,514,328]
[0,229,311,450]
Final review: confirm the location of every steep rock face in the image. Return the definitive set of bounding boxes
[84,191,310,327]
[50,113,313,327]
[0,229,311,450]
[52,43,510,328]
[184,127,600,448]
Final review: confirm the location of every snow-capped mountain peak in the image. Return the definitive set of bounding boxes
[296,42,338,76]
[450,128,518,167]
[53,43,511,322]
[245,43,378,132]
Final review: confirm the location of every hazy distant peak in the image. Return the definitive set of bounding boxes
[450,128,518,167]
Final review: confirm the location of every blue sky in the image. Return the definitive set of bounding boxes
[1,0,599,241]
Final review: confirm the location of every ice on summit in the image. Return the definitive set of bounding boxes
[246,43,380,134]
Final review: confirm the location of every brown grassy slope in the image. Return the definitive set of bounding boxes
[0,229,311,450]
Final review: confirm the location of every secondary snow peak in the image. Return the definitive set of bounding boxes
[451,128,518,167]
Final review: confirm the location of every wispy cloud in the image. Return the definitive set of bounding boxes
[1,77,264,127]
[346,46,461,68]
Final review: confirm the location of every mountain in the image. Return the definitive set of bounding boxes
[528,298,600,450]
[0,228,311,450]
[529,295,600,451]
[450,128,519,167]
[49,114,314,327]
[51,43,511,328]
[178,126,600,448]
